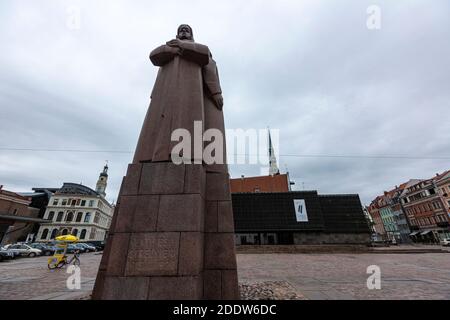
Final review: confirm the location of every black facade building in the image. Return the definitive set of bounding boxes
[232,191,370,245]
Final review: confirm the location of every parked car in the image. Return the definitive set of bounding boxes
[90,241,105,251]
[0,249,15,262]
[67,244,83,254]
[77,243,97,252]
[440,238,450,247]
[29,243,58,256]
[2,244,42,257]
[73,243,88,253]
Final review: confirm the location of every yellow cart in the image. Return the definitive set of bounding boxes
[47,235,81,269]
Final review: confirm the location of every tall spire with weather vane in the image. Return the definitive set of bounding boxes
[268,128,280,176]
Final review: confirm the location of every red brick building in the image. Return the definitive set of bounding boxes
[436,171,450,219]
[230,174,291,193]
[0,186,43,245]
[367,196,386,240]
[400,173,450,242]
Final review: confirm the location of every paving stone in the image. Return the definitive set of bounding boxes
[3,249,450,300]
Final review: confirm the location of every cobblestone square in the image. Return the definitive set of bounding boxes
[0,251,449,300]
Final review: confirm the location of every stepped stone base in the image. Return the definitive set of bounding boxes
[92,162,239,300]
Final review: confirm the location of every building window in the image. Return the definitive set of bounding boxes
[72,229,78,236]
[81,200,86,207]
[62,199,67,206]
[56,212,64,222]
[48,211,55,221]
[89,200,94,207]
[80,229,87,240]
[50,229,58,239]
[76,212,83,222]
[41,229,49,240]
[94,212,100,224]
[71,199,76,206]
[52,199,59,206]
[66,212,74,222]
[84,213,91,223]
[61,229,68,236]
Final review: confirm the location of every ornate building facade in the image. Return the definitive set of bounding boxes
[36,165,114,243]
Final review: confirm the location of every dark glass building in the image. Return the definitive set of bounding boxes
[232,191,370,245]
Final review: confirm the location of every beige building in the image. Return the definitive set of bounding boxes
[36,165,114,243]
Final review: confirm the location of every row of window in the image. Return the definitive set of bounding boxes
[406,182,433,194]
[382,215,395,224]
[40,227,106,241]
[410,215,448,227]
[47,211,92,223]
[46,210,111,227]
[41,228,88,240]
[52,198,96,207]
[403,188,436,204]
[438,184,450,196]
[406,201,442,216]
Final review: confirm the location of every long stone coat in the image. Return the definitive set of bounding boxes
[133,39,227,173]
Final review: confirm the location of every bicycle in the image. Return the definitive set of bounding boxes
[48,249,81,269]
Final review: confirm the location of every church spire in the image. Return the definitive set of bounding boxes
[95,162,108,197]
[268,129,280,176]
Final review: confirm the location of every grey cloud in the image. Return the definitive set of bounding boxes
[0,0,449,205]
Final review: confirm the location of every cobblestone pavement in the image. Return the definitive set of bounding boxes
[1,251,449,300]
[0,252,100,300]
[237,253,450,300]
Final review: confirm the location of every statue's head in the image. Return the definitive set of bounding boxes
[177,24,194,41]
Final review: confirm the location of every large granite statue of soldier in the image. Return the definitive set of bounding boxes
[92,25,239,300]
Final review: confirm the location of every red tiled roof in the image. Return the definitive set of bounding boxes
[0,189,30,202]
[230,174,289,193]
[433,170,450,182]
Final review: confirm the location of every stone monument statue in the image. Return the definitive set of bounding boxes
[92,25,239,300]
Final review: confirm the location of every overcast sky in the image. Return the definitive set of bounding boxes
[0,0,449,205]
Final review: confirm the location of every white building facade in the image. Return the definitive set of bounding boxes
[37,165,114,243]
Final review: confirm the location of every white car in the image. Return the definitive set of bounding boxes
[440,238,450,247]
[2,244,42,257]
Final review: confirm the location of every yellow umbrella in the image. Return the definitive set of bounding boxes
[55,235,79,242]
